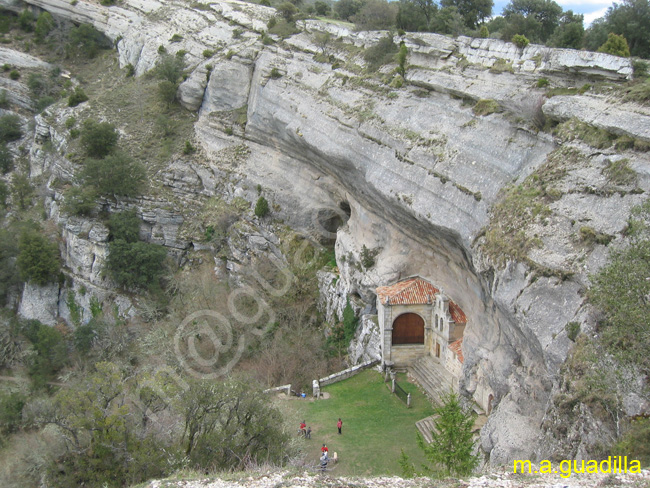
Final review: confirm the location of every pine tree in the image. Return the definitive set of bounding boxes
[419,391,478,477]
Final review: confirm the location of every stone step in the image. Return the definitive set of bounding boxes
[408,356,454,404]
[415,415,438,444]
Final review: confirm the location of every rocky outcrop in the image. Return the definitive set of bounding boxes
[6,0,649,468]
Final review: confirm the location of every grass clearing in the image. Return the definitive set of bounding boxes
[280,369,435,476]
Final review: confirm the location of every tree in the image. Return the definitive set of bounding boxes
[11,173,33,209]
[0,228,19,305]
[502,0,563,43]
[314,1,330,15]
[107,239,167,290]
[174,378,292,469]
[80,119,119,158]
[441,0,493,30]
[277,1,298,21]
[598,32,631,57]
[0,114,23,143]
[67,86,88,107]
[108,209,141,243]
[0,143,13,173]
[548,10,584,49]
[254,196,269,217]
[586,0,650,58]
[18,9,34,32]
[34,11,54,43]
[418,391,478,477]
[153,53,185,84]
[157,80,178,108]
[0,180,8,209]
[433,6,467,36]
[397,0,436,32]
[335,0,363,21]
[17,231,60,286]
[352,0,398,30]
[82,152,146,197]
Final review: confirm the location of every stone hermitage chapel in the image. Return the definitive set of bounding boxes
[376,276,466,381]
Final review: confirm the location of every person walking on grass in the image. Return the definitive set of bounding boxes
[337,417,342,435]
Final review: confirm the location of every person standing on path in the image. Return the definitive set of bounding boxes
[337,418,342,435]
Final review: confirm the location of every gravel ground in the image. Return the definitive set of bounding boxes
[145,468,650,488]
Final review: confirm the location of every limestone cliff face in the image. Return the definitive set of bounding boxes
[3,0,649,466]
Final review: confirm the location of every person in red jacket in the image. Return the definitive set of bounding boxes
[321,444,328,454]
[299,421,306,437]
[337,418,342,435]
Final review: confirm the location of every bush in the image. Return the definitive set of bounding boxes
[62,186,97,216]
[157,80,178,107]
[276,1,298,21]
[82,151,147,197]
[153,53,185,84]
[536,77,549,88]
[565,321,580,341]
[270,67,282,79]
[473,98,500,116]
[107,239,167,290]
[479,25,489,38]
[314,0,330,15]
[80,119,119,158]
[613,417,650,466]
[0,180,8,209]
[0,143,13,173]
[9,70,20,80]
[364,35,398,72]
[183,140,196,154]
[254,196,269,217]
[0,391,25,439]
[21,319,68,387]
[0,114,22,143]
[11,173,33,209]
[108,209,140,243]
[0,89,8,109]
[67,23,111,58]
[34,11,54,42]
[17,231,60,286]
[125,63,135,77]
[512,34,529,48]
[18,9,34,32]
[67,86,88,107]
[598,33,630,57]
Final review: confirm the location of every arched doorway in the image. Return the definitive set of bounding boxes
[392,313,424,344]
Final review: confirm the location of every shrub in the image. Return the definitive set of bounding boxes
[360,244,379,268]
[613,417,650,467]
[80,119,119,158]
[9,69,19,80]
[254,196,269,217]
[65,116,76,129]
[67,23,111,58]
[34,11,54,42]
[0,143,13,174]
[73,319,101,354]
[479,25,489,38]
[397,42,407,77]
[125,63,135,77]
[107,239,167,289]
[0,180,8,208]
[536,77,549,88]
[565,321,580,341]
[11,173,33,209]
[169,33,183,42]
[108,209,140,243]
[67,86,89,107]
[157,80,179,107]
[364,35,398,72]
[0,89,8,109]
[473,99,500,116]
[276,1,297,21]
[0,391,25,438]
[202,49,215,58]
[270,67,282,79]
[512,34,529,48]
[314,1,329,15]
[18,9,34,32]
[153,53,185,84]
[183,140,196,154]
[598,33,630,57]
[62,186,97,216]
[17,231,60,286]
[82,151,147,197]
[623,78,650,105]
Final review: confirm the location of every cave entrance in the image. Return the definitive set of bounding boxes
[392,313,425,344]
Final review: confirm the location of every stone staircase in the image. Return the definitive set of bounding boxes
[408,355,454,403]
[415,415,437,444]
[409,356,455,444]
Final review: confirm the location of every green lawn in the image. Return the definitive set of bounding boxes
[285,369,435,476]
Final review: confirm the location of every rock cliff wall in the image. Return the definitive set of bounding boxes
[2,0,649,466]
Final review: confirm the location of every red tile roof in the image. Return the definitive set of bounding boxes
[449,338,464,363]
[376,276,467,324]
[376,277,438,305]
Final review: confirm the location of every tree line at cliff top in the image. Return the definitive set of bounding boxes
[289,0,650,59]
